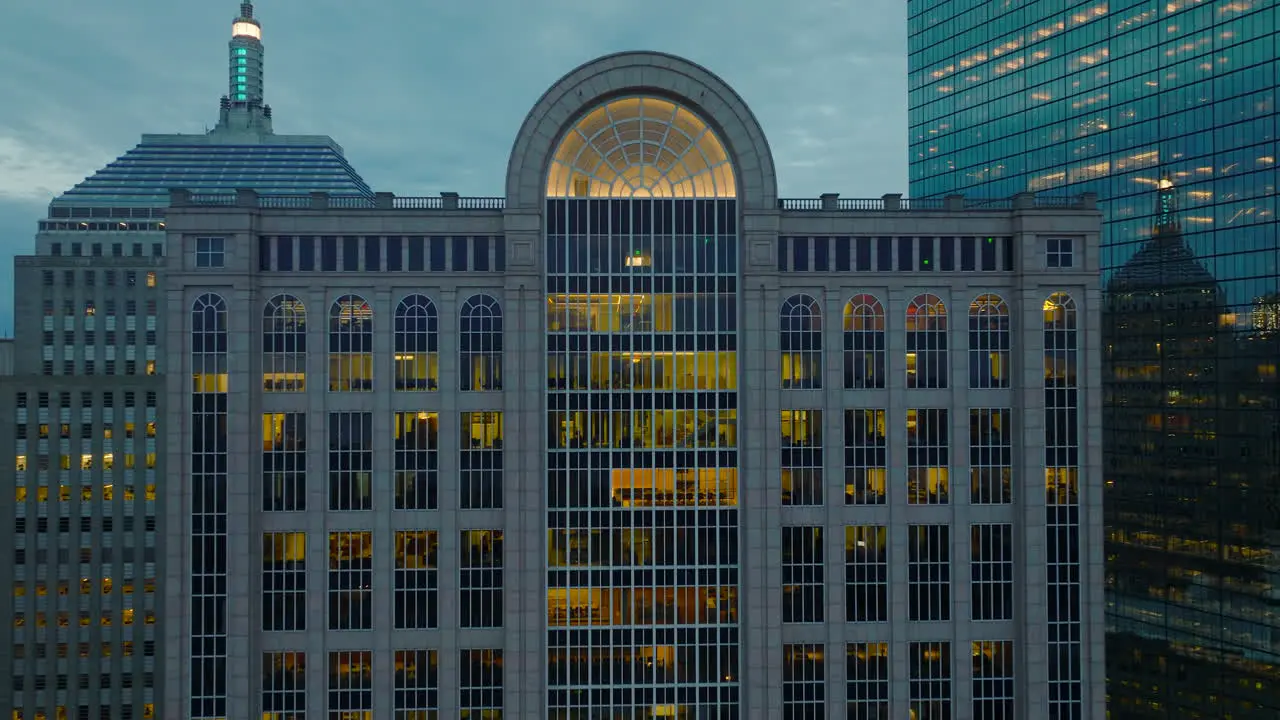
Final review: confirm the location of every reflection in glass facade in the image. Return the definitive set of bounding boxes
[908,1,1280,716]
[545,97,740,716]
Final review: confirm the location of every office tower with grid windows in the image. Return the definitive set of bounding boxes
[0,5,377,720]
[152,50,1103,718]
[907,1,1279,716]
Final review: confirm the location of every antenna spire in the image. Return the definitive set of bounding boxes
[1154,174,1180,236]
[215,1,272,134]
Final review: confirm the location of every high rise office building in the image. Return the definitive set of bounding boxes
[0,4,374,719]
[907,1,1280,716]
[151,49,1102,717]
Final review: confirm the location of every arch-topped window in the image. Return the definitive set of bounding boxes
[1043,292,1078,390]
[395,295,439,391]
[192,294,228,392]
[461,294,503,391]
[781,294,822,389]
[263,294,307,392]
[329,295,373,392]
[969,294,1011,389]
[547,96,736,198]
[906,294,948,389]
[843,294,886,389]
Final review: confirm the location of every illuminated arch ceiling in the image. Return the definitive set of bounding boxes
[547,96,736,198]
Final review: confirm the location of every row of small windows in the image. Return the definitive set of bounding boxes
[260,293,501,392]
[42,240,164,255]
[42,298,157,316]
[41,269,156,289]
[14,391,158,410]
[782,524,1015,625]
[256,235,507,273]
[781,291,1017,390]
[778,235,1022,273]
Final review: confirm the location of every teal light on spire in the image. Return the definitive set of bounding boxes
[229,2,264,105]
[1154,175,1179,236]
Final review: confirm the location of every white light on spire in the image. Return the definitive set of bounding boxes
[232,21,261,40]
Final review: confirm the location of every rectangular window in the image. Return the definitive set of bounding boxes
[782,644,825,716]
[968,295,1011,389]
[918,236,934,270]
[429,236,446,271]
[897,236,914,271]
[876,236,892,271]
[342,236,360,271]
[394,649,439,717]
[791,235,810,271]
[460,531,504,628]
[776,236,788,271]
[321,236,338,271]
[473,236,490,271]
[844,409,887,505]
[298,236,315,271]
[813,236,830,270]
[959,236,976,270]
[781,526,823,623]
[275,236,293,271]
[363,235,381,271]
[328,412,373,511]
[263,413,306,512]
[939,236,955,271]
[459,649,503,717]
[908,525,950,622]
[844,525,888,622]
[460,412,504,509]
[258,236,271,271]
[1047,237,1074,268]
[328,651,372,719]
[834,236,851,271]
[262,532,306,631]
[907,408,949,505]
[494,236,506,271]
[394,412,438,510]
[847,643,890,717]
[855,236,872,271]
[973,640,1014,717]
[970,409,1013,504]
[385,236,403,271]
[195,236,225,268]
[261,651,305,719]
[408,236,425,271]
[328,532,373,630]
[980,235,997,270]
[909,642,952,718]
[394,531,438,629]
[971,524,1014,621]
[451,235,469,271]
[781,410,823,506]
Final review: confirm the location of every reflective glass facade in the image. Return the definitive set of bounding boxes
[908,1,1280,716]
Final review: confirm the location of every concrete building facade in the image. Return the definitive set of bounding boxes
[153,51,1105,719]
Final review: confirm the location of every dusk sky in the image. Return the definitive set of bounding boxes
[0,0,909,331]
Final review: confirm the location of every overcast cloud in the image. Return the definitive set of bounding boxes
[0,0,908,330]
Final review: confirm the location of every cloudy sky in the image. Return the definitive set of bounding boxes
[0,0,908,331]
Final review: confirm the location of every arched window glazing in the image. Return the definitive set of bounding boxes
[906,294,948,389]
[843,295,886,389]
[329,295,373,392]
[968,294,1011,389]
[262,294,307,392]
[395,295,439,391]
[781,294,822,389]
[461,294,503,391]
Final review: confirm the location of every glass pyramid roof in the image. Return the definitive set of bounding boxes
[52,132,373,208]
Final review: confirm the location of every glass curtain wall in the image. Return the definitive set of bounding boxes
[544,95,742,719]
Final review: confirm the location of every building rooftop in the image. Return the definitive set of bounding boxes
[48,1,371,210]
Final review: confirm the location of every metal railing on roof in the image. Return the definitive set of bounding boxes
[169,189,1096,212]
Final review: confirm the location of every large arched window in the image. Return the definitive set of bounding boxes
[781,294,822,389]
[262,294,307,392]
[395,295,439,391]
[906,294,948,389]
[843,295,886,389]
[546,96,736,198]
[968,294,1011,389]
[329,295,373,392]
[460,294,503,391]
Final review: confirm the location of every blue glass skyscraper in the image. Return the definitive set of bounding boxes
[908,1,1278,717]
